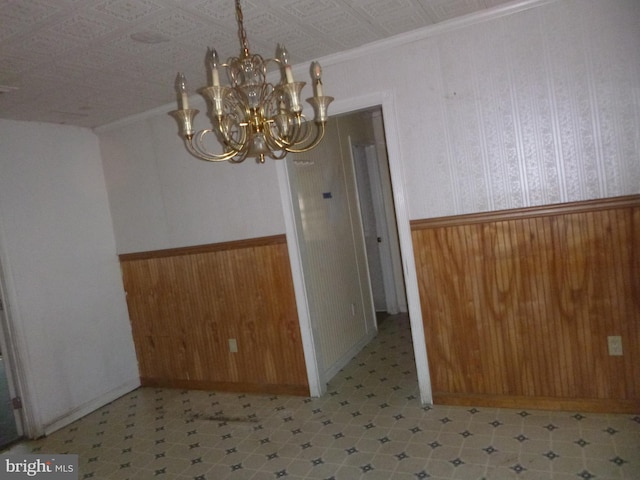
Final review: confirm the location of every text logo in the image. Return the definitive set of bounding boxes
[1,455,78,479]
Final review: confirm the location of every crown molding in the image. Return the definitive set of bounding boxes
[319,0,560,67]
[96,0,559,134]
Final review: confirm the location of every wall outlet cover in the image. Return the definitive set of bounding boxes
[607,336,623,356]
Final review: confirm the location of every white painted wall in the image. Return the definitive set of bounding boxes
[98,109,286,254]
[0,119,139,436]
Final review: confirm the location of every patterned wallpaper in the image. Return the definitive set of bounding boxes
[427,0,640,215]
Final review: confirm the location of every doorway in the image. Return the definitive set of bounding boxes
[0,281,21,448]
[278,92,433,403]
[281,105,413,392]
[283,109,378,388]
[349,108,406,316]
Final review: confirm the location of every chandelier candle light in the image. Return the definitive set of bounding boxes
[171,0,333,164]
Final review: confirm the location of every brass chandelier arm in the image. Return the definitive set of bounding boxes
[227,149,251,163]
[195,128,247,160]
[262,115,308,151]
[184,130,242,162]
[283,121,327,154]
[184,139,231,163]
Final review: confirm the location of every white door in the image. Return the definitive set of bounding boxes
[283,117,377,385]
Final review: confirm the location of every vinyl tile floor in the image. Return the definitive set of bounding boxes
[3,314,640,479]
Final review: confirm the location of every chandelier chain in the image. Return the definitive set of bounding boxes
[235,0,250,58]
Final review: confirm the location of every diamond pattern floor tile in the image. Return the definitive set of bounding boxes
[3,313,639,479]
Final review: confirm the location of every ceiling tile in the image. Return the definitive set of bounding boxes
[0,0,515,127]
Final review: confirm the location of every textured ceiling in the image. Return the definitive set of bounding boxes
[0,0,513,128]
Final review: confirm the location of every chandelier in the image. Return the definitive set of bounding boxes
[170,0,333,164]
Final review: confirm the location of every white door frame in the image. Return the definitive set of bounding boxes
[277,91,433,404]
[0,258,26,440]
[276,163,325,396]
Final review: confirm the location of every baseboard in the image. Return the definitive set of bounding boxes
[433,393,640,414]
[42,378,141,436]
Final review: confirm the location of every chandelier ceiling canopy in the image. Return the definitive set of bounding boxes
[171,0,333,164]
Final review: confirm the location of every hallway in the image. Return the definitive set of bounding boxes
[3,314,639,479]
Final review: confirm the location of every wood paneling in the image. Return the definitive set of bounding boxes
[119,235,309,396]
[411,195,640,413]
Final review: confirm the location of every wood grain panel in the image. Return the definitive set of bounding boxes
[120,235,309,396]
[411,195,640,413]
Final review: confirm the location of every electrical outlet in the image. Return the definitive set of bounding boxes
[607,336,623,356]
[228,338,238,353]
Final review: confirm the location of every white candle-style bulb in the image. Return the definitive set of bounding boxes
[311,61,323,97]
[277,44,289,65]
[176,72,189,110]
[209,48,220,87]
[278,44,294,83]
[311,62,322,80]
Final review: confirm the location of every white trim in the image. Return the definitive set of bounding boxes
[369,93,433,405]
[318,0,558,68]
[94,0,558,134]
[43,379,139,436]
[275,162,325,397]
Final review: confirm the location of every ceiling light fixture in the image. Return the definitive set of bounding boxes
[170,0,333,164]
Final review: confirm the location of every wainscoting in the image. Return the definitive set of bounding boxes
[119,235,308,396]
[411,195,640,413]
